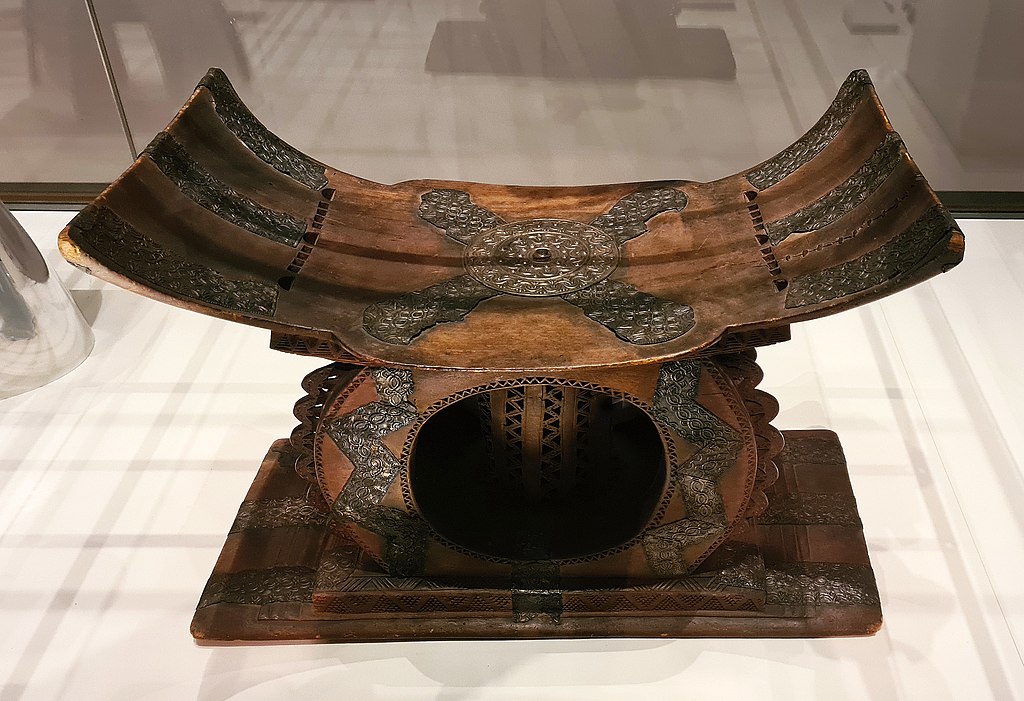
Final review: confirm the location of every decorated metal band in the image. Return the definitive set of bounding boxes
[362,186,692,345]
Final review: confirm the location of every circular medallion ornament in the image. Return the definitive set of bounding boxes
[463,219,619,297]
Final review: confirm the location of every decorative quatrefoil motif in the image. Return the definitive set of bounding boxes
[362,188,695,345]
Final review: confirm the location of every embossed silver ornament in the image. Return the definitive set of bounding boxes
[642,360,742,576]
[463,219,619,297]
[363,186,693,345]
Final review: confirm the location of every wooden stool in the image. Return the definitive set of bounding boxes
[59,69,963,641]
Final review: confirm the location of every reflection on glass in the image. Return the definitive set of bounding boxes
[427,0,735,80]
[0,0,1021,192]
[0,0,131,182]
[906,0,1024,165]
[93,0,251,140]
[841,0,903,35]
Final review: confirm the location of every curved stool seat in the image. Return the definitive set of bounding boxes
[59,69,962,371]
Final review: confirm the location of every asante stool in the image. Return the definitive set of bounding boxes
[58,69,963,641]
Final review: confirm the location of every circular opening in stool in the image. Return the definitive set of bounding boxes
[409,384,667,561]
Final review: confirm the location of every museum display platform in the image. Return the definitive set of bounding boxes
[1,210,1021,698]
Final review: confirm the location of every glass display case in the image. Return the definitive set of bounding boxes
[1,2,1022,698]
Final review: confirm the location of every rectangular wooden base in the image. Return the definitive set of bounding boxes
[192,430,881,643]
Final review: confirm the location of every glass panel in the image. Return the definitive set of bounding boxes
[42,1,1024,192]
[0,0,132,183]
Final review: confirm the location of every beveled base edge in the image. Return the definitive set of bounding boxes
[191,604,880,643]
[192,431,881,643]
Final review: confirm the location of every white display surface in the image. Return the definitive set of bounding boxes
[2,212,1023,700]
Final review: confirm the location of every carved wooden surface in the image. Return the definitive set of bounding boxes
[297,359,760,582]
[191,430,880,641]
[58,68,963,371]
